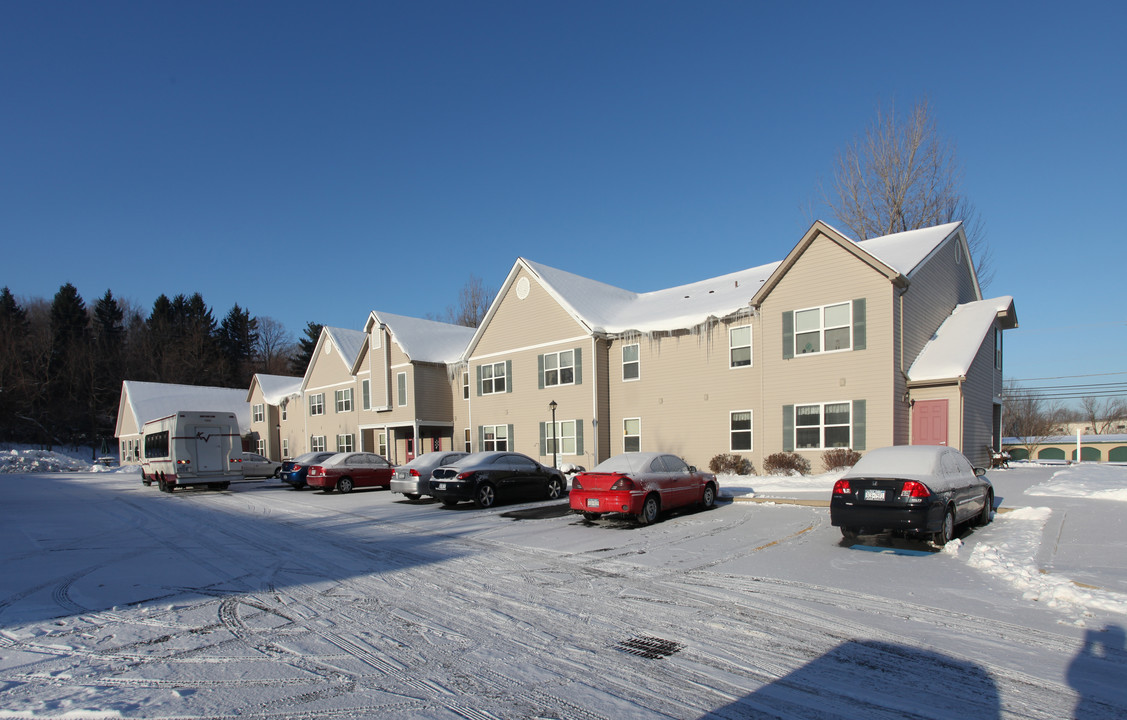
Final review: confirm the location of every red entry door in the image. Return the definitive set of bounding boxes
[912,400,949,446]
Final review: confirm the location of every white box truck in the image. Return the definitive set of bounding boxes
[140,411,243,492]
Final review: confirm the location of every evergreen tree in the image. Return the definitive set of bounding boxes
[289,321,323,376]
[91,290,126,441]
[218,303,259,387]
[0,288,31,439]
[46,283,89,443]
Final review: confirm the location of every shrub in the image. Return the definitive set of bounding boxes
[822,448,862,472]
[763,452,811,476]
[708,453,755,476]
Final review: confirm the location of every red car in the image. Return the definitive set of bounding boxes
[570,452,718,525]
[306,452,395,494]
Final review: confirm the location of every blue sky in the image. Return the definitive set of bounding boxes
[2,1,1124,395]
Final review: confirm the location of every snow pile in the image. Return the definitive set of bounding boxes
[967,507,1127,619]
[717,469,841,497]
[1026,466,1127,502]
[0,449,91,474]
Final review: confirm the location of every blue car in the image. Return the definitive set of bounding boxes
[280,451,336,490]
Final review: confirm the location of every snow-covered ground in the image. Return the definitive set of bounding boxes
[1,453,1126,718]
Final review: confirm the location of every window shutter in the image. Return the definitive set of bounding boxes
[782,311,794,359]
[477,425,483,452]
[852,400,866,451]
[539,422,546,454]
[537,354,545,390]
[853,298,866,351]
[476,365,482,397]
[507,424,514,448]
[506,360,513,393]
[576,419,584,456]
[783,404,794,452]
[574,347,583,385]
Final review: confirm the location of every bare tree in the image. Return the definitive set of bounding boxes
[823,99,993,288]
[1077,395,1127,435]
[1004,381,1067,458]
[254,316,296,375]
[437,274,494,328]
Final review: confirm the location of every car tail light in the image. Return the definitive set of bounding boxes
[572,477,583,490]
[900,481,931,498]
[832,479,850,495]
[456,471,476,480]
[178,459,192,466]
[310,466,324,476]
[228,457,239,464]
[409,469,421,477]
[609,475,635,491]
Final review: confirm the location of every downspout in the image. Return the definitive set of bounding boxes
[591,334,598,467]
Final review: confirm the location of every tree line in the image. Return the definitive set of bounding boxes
[0,284,323,448]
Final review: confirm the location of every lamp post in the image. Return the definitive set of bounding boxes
[549,400,558,470]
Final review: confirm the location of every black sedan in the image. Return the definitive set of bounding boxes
[280,451,336,490]
[830,445,993,545]
[429,452,566,508]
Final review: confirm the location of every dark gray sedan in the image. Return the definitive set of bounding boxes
[429,452,566,508]
[830,445,993,545]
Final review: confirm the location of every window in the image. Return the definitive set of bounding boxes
[281,439,289,458]
[481,362,507,394]
[622,344,640,381]
[462,372,469,400]
[397,372,407,406]
[281,401,287,421]
[144,431,169,459]
[795,402,851,449]
[545,420,576,455]
[730,411,752,451]
[482,425,508,451]
[337,434,354,452]
[994,328,1003,371]
[362,379,371,410]
[377,431,387,457]
[464,428,472,452]
[624,418,641,452]
[730,326,752,368]
[311,435,326,452]
[253,403,265,423]
[335,388,353,413]
[543,350,574,387]
[309,393,325,416]
[256,438,265,455]
[795,302,851,355]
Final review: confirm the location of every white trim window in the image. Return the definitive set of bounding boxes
[281,439,289,458]
[795,302,851,355]
[335,388,353,413]
[482,425,509,451]
[464,428,472,452]
[795,402,851,449]
[252,403,265,423]
[397,372,408,406]
[362,379,371,410]
[543,350,575,387]
[462,372,470,400]
[281,401,288,421]
[481,362,507,394]
[545,420,577,455]
[337,434,354,452]
[624,417,641,452]
[622,344,640,381]
[377,431,387,457]
[730,410,752,451]
[309,393,325,416]
[730,326,752,368]
[311,435,326,452]
[255,438,265,455]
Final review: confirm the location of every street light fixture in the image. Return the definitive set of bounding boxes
[548,400,558,470]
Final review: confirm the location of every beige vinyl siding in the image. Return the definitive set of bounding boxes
[304,340,360,448]
[475,269,587,357]
[760,235,896,462]
[608,319,759,470]
[413,363,455,421]
[960,324,1002,466]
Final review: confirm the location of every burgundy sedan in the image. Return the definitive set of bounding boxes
[306,452,395,494]
[570,452,718,525]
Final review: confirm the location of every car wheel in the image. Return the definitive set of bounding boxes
[636,494,660,525]
[701,483,716,509]
[157,478,167,492]
[840,526,858,541]
[976,490,994,526]
[546,477,563,500]
[933,506,955,546]
[142,477,152,487]
[582,511,601,521]
[337,477,354,494]
[218,482,230,490]
[441,498,459,507]
[273,468,281,478]
[475,483,496,508]
[404,493,421,501]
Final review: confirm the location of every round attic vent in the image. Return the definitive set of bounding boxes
[516,276,530,300]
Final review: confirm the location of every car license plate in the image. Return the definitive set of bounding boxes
[864,489,886,501]
[437,483,446,490]
[586,498,600,508]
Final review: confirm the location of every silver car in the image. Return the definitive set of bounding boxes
[390,452,469,501]
[241,452,282,478]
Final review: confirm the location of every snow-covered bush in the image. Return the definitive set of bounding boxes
[762,452,811,476]
[708,453,755,475]
[821,448,861,472]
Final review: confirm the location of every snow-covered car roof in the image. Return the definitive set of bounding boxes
[843,445,982,492]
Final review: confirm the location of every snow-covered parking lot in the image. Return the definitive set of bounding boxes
[2,459,1126,719]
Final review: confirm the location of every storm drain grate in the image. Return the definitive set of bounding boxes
[615,635,684,660]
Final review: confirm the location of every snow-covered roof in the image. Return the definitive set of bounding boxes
[1004,434,1127,445]
[323,326,368,367]
[249,374,303,405]
[118,380,250,436]
[908,296,1016,382]
[366,311,475,364]
[514,221,960,338]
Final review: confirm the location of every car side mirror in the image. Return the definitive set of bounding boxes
[688,466,697,473]
[975,467,986,477]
